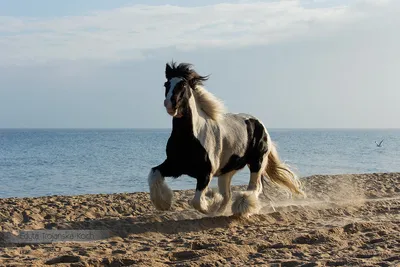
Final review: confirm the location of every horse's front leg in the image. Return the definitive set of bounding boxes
[191,174,223,215]
[215,171,236,215]
[148,160,175,211]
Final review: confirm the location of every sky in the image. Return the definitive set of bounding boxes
[0,0,399,129]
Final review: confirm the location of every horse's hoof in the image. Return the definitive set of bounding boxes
[190,198,207,214]
[191,190,224,215]
[149,185,173,211]
[207,192,223,214]
[148,169,174,211]
[151,194,172,210]
[231,191,260,217]
[214,203,229,216]
[150,191,173,211]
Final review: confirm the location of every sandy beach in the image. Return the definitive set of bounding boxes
[1,172,399,266]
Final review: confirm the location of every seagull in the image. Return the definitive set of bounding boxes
[375,139,384,147]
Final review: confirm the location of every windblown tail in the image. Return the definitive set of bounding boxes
[263,142,305,197]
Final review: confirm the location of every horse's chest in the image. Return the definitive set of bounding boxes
[166,133,212,177]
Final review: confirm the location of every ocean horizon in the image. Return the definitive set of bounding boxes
[1,128,399,199]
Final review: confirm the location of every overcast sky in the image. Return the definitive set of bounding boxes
[0,0,399,129]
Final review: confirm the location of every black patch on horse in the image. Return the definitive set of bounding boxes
[219,118,269,174]
[246,118,269,172]
[152,107,213,191]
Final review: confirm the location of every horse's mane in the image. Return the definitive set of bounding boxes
[192,85,226,121]
[166,61,226,121]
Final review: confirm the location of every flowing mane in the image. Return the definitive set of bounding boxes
[193,85,226,121]
[165,61,226,121]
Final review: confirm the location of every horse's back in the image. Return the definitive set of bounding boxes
[220,112,268,149]
[230,112,256,120]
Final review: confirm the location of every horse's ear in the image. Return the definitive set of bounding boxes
[165,63,173,79]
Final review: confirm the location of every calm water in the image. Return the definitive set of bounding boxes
[1,129,399,198]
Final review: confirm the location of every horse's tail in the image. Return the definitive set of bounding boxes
[262,141,305,197]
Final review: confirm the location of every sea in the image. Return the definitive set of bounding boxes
[1,128,399,199]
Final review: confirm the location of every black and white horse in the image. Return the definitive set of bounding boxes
[148,62,304,217]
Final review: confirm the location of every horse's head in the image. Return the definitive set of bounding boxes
[163,61,209,118]
[163,76,191,118]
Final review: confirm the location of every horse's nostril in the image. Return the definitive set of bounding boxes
[164,99,168,107]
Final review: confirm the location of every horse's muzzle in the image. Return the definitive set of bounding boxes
[164,99,176,116]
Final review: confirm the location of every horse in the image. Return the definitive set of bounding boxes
[148,61,305,217]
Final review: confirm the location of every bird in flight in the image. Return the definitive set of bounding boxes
[375,139,384,147]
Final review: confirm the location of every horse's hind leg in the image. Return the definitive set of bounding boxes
[232,156,268,217]
[148,160,175,211]
[231,118,270,217]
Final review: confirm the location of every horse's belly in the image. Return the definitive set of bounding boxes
[214,135,249,176]
[215,154,248,176]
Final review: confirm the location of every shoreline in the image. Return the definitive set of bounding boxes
[1,171,397,201]
[1,172,399,266]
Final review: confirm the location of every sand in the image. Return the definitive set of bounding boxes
[0,172,399,266]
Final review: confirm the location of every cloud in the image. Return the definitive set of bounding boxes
[0,0,396,65]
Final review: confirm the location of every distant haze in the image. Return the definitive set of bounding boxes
[0,0,399,129]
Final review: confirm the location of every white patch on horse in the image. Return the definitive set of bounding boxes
[165,77,183,116]
[166,77,183,102]
[188,95,221,174]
